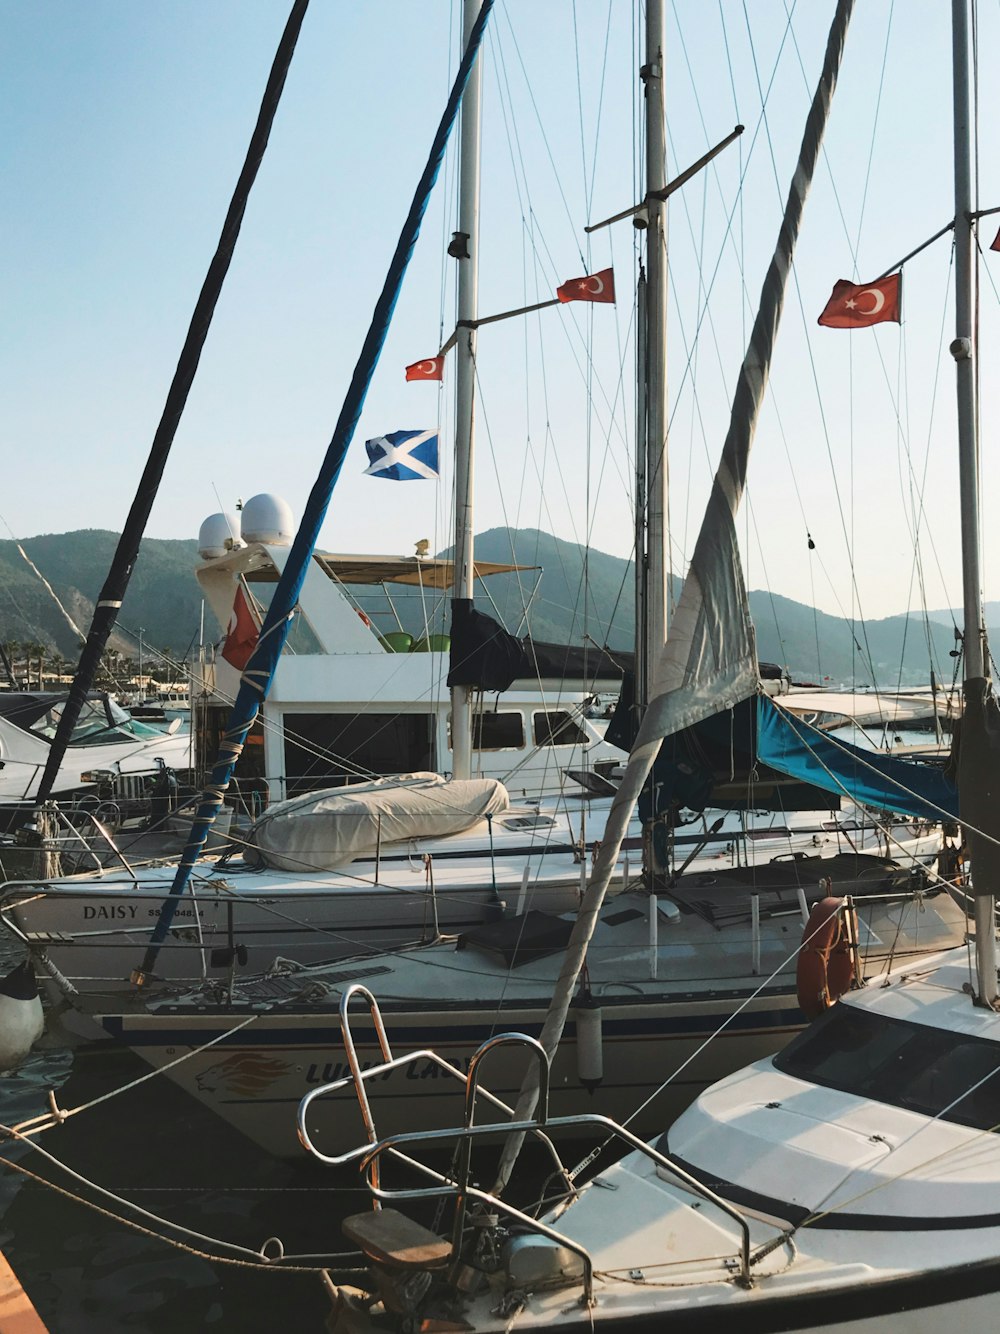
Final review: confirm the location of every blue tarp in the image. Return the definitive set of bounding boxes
[756,695,958,821]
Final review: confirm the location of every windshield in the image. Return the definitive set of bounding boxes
[774,1003,1000,1132]
[28,697,141,747]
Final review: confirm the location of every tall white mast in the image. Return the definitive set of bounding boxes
[449,0,484,782]
[643,0,669,695]
[951,0,997,1003]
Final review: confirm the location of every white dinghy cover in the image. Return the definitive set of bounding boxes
[247,773,509,871]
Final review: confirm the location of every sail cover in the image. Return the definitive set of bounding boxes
[493,0,858,1192]
[134,0,496,982]
[248,773,509,871]
[756,695,958,821]
[956,677,1000,894]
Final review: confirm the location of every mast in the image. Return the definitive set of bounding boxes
[642,0,669,700]
[634,270,648,712]
[131,3,496,984]
[951,0,997,1002]
[493,0,855,1194]
[449,0,485,782]
[28,0,311,813]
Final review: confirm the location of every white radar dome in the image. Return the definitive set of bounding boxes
[241,494,295,546]
[198,512,245,560]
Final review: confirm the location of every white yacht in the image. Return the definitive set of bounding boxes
[0,691,193,830]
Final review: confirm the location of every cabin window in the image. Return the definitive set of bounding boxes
[244,581,324,655]
[471,711,524,751]
[500,814,557,830]
[774,1005,1000,1132]
[532,710,589,747]
[282,712,436,796]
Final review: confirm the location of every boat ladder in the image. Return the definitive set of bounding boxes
[298,983,756,1315]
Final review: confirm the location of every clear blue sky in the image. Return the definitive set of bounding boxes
[3,1,999,626]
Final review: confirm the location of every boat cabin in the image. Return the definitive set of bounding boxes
[194,513,626,807]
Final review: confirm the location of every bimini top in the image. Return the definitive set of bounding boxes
[230,549,538,589]
[317,554,537,588]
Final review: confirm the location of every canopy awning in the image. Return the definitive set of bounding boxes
[315,554,537,588]
[237,550,537,589]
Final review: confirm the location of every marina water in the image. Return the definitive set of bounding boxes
[0,933,343,1331]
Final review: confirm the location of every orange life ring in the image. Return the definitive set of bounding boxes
[796,896,858,1020]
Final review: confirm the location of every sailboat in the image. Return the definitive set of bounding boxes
[290,2,1000,1329]
[1,0,963,1039]
[28,0,976,1172]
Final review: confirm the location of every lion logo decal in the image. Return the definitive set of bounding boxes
[195,1051,291,1097]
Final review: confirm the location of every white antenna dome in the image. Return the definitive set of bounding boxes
[241,494,295,546]
[198,512,245,560]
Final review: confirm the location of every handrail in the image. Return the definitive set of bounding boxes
[298,991,572,1192]
[297,1045,569,1179]
[350,1111,754,1291]
[298,1014,755,1289]
[42,806,102,875]
[336,984,395,1195]
[452,1032,552,1252]
[465,1031,550,1128]
[74,810,138,883]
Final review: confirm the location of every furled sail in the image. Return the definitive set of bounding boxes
[31,0,311,810]
[495,0,856,1191]
[957,677,1000,891]
[133,0,496,984]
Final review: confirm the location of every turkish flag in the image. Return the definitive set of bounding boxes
[990,225,1000,253]
[817,273,901,328]
[405,356,444,381]
[556,267,616,304]
[221,586,259,670]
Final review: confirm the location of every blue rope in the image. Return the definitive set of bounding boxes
[135,0,495,983]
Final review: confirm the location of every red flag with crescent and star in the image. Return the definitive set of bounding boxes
[990,225,1000,253]
[405,356,444,381]
[817,273,901,328]
[556,267,616,304]
[221,586,260,670]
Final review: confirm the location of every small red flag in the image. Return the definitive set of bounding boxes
[817,273,901,328]
[556,267,616,304]
[221,586,259,670]
[990,225,1000,253]
[405,356,444,381]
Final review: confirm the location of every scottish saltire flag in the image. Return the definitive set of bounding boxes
[364,429,440,481]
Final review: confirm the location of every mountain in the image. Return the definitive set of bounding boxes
[0,526,977,687]
[380,528,967,686]
[0,531,201,661]
[926,603,1000,630]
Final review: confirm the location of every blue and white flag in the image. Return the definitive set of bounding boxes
[364,429,440,481]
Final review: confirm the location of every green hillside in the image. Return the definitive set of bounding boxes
[0,531,202,663]
[0,526,972,688]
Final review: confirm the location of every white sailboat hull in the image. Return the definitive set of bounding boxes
[84,883,967,1159]
[96,988,804,1160]
[3,804,945,1004]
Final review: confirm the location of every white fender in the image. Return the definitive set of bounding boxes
[574,1001,603,1092]
[0,960,44,1070]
